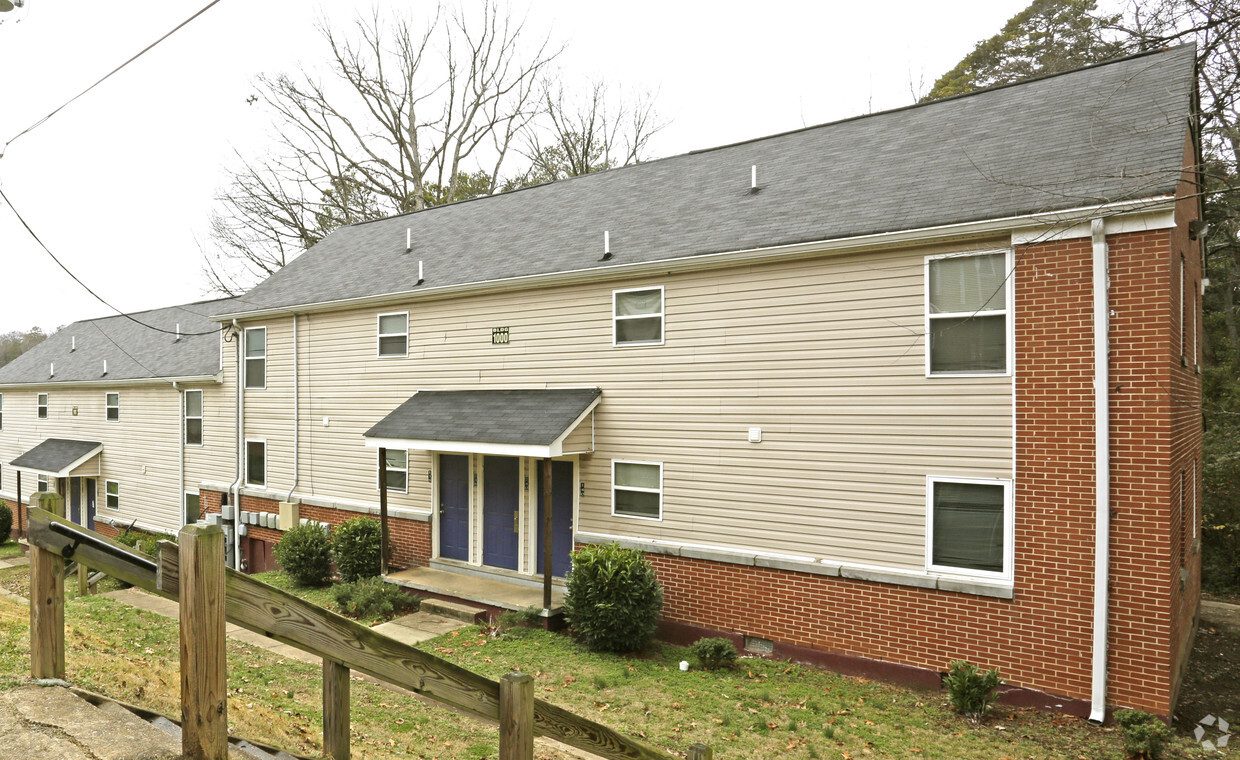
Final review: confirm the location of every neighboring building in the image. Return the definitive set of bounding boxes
[0,298,235,542]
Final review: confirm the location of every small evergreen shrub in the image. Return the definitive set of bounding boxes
[497,605,543,632]
[1115,709,1172,759]
[114,528,166,557]
[331,516,382,582]
[944,660,1003,722]
[274,524,333,586]
[333,577,419,619]
[562,543,664,653]
[689,637,739,670]
[0,501,12,544]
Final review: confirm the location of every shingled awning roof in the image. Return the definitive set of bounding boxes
[10,439,103,477]
[363,389,601,458]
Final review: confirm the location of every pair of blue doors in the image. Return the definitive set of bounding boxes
[437,455,572,577]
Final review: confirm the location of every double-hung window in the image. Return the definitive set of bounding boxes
[378,312,409,357]
[612,460,662,519]
[613,287,664,346]
[926,251,1009,374]
[184,390,203,446]
[106,392,119,421]
[927,476,1011,579]
[244,327,266,389]
[37,393,48,419]
[0,393,4,429]
[380,449,408,493]
[246,440,266,487]
[38,474,50,493]
[105,480,119,509]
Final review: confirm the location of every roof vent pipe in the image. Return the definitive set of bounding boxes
[70,336,76,352]
[49,362,54,377]
[175,323,181,342]
[600,231,612,261]
[406,228,412,252]
[102,359,108,376]
[416,260,424,286]
[750,165,760,194]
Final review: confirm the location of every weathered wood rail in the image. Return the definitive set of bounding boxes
[25,498,712,760]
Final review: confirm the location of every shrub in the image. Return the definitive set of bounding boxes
[0,501,11,545]
[562,543,663,653]
[273,524,333,586]
[497,606,543,632]
[333,577,419,620]
[689,637,739,670]
[331,516,382,582]
[1115,709,1172,759]
[944,660,1003,722]
[114,528,167,557]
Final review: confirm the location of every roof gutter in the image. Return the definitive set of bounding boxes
[0,373,222,390]
[212,196,1175,322]
[1089,217,1112,725]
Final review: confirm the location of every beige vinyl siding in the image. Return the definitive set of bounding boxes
[561,412,594,454]
[0,385,190,534]
[184,348,238,490]
[238,238,1014,571]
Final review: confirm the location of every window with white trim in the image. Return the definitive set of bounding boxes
[184,390,203,446]
[1192,460,1199,542]
[927,252,1009,374]
[246,440,266,487]
[380,449,408,493]
[106,392,119,421]
[927,477,1011,578]
[105,480,119,509]
[612,460,662,519]
[244,327,266,389]
[185,492,200,524]
[1179,256,1186,364]
[37,393,48,419]
[37,474,49,493]
[613,287,664,346]
[0,393,4,429]
[377,312,409,357]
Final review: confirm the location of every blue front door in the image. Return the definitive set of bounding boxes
[438,454,470,561]
[481,456,519,571]
[536,460,574,578]
[84,479,96,531]
[69,477,82,525]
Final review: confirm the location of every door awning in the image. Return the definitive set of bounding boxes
[363,388,601,458]
[10,438,103,478]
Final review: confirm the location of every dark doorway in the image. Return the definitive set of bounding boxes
[438,454,470,561]
[481,456,519,571]
[537,460,574,578]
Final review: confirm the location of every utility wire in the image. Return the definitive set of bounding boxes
[0,0,225,158]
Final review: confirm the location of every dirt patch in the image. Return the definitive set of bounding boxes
[1174,600,1240,734]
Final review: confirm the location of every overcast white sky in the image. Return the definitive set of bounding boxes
[0,0,1028,334]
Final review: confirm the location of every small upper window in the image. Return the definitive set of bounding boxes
[105,392,119,421]
[378,313,409,357]
[38,474,50,493]
[928,478,1009,577]
[380,449,408,493]
[185,390,203,446]
[246,440,266,487]
[612,460,662,519]
[105,480,119,509]
[37,393,48,419]
[613,287,664,346]
[244,327,266,389]
[927,252,1009,374]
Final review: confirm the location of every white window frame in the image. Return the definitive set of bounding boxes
[0,392,4,430]
[37,474,50,493]
[105,392,119,422]
[925,475,1014,582]
[245,438,267,488]
[1179,256,1186,364]
[105,479,119,510]
[377,449,409,494]
[611,459,663,521]
[184,490,201,525]
[1192,460,1199,542]
[184,390,204,447]
[612,285,665,347]
[37,392,48,419]
[377,311,409,358]
[924,250,1014,377]
[244,327,267,390]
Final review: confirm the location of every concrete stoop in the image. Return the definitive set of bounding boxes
[0,683,306,760]
[418,598,489,624]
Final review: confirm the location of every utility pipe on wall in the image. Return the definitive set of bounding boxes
[228,320,244,570]
[286,313,299,502]
[173,382,185,527]
[1089,217,1111,725]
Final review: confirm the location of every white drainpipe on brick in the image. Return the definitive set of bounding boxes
[286,313,299,502]
[228,320,245,570]
[1089,217,1111,725]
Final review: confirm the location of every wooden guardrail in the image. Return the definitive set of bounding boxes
[25,500,712,760]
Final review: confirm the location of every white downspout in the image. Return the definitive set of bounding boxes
[228,320,245,570]
[286,313,299,502]
[1089,218,1111,725]
[173,382,185,527]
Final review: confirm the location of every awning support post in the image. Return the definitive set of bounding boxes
[379,447,389,575]
[541,457,553,620]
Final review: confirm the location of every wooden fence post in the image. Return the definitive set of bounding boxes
[179,524,227,760]
[29,492,65,680]
[687,743,712,760]
[499,671,534,760]
[323,659,350,760]
[78,563,89,597]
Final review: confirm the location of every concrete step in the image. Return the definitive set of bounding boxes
[419,598,488,623]
[0,684,181,760]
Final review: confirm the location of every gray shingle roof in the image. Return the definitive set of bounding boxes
[221,45,1197,316]
[10,438,102,475]
[364,388,602,445]
[0,297,239,386]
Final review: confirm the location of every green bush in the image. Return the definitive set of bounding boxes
[273,524,333,586]
[0,501,12,545]
[114,528,167,557]
[1115,709,1172,759]
[944,660,1003,722]
[331,516,382,582]
[333,577,419,619]
[562,543,663,653]
[497,606,543,632]
[689,637,739,670]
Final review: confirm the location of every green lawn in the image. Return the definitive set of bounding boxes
[249,570,417,626]
[0,541,24,560]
